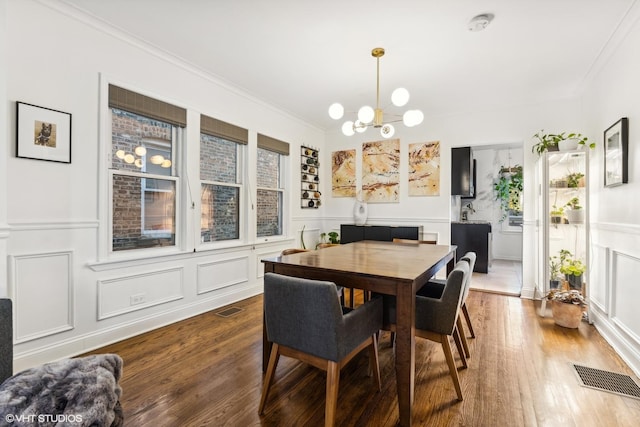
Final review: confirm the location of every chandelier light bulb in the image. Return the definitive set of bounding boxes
[354,120,367,133]
[342,121,355,136]
[328,103,344,120]
[134,146,147,156]
[380,123,395,138]
[161,159,172,168]
[358,105,375,124]
[115,150,126,159]
[391,88,410,107]
[124,153,135,164]
[403,110,424,127]
[134,158,143,168]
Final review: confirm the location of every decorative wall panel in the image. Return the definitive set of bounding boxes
[197,256,249,294]
[98,267,183,319]
[11,251,74,343]
[590,244,609,313]
[611,250,640,341]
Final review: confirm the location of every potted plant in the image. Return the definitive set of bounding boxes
[566,172,585,188]
[553,132,594,151]
[559,250,586,290]
[549,255,562,289]
[317,231,340,248]
[494,165,523,222]
[564,197,584,224]
[532,130,559,155]
[550,205,564,224]
[546,289,586,328]
[532,130,595,155]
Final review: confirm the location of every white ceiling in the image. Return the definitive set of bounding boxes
[61,0,636,131]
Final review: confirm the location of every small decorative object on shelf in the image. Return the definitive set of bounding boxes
[301,146,320,208]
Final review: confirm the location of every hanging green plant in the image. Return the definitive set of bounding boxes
[494,164,523,222]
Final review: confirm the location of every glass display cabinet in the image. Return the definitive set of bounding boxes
[536,150,589,318]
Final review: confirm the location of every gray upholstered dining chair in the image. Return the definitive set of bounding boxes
[259,273,383,427]
[419,252,477,358]
[382,260,470,401]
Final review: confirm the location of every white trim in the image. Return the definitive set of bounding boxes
[8,220,98,231]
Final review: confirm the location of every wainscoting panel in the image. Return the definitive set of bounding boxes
[611,250,640,343]
[10,251,74,343]
[256,249,282,279]
[590,244,609,314]
[98,267,184,320]
[197,256,249,295]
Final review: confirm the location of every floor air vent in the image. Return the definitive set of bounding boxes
[215,307,244,318]
[573,364,640,400]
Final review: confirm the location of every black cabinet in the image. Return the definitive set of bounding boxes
[451,147,475,198]
[451,222,491,273]
[340,225,422,244]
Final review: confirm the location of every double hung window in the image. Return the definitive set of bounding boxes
[200,115,247,242]
[109,85,186,252]
[256,134,289,238]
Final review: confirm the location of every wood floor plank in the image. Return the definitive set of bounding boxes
[83,291,640,426]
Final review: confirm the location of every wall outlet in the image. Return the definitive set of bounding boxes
[130,293,146,306]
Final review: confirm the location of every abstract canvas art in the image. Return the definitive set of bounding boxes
[362,139,400,203]
[408,141,440,196]
[331,149,356,197]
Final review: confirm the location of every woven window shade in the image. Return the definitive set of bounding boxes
[257,134,289,155]
[200,115,248,144]
[108,84,187,127]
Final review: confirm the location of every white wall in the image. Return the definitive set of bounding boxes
[581,3,640,377]
[0,0,8,298]
[3,0,325,370]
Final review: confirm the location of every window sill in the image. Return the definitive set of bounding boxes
[89,238,295,272]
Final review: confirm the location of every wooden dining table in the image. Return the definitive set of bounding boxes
[261,240,457,427]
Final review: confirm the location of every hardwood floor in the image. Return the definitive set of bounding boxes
[84,292,640,426]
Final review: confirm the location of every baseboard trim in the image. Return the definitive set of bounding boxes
[590,309,640,379]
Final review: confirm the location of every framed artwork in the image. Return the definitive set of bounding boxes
[408,141,440,196]
[362,139,400,203]
[332,149,356,197]
[604,117,628,187]
[16,102,72,163]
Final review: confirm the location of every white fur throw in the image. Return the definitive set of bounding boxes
[0,354,123,427]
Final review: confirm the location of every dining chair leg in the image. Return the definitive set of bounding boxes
[325,361,340,427]
[456,316,471,358]
[452,326,468,369]
[462,303,476,338]
[368,334,381,390]
[441,335,464,401]
[259,343,281,414]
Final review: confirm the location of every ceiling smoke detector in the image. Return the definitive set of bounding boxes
[468,14,494,32]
